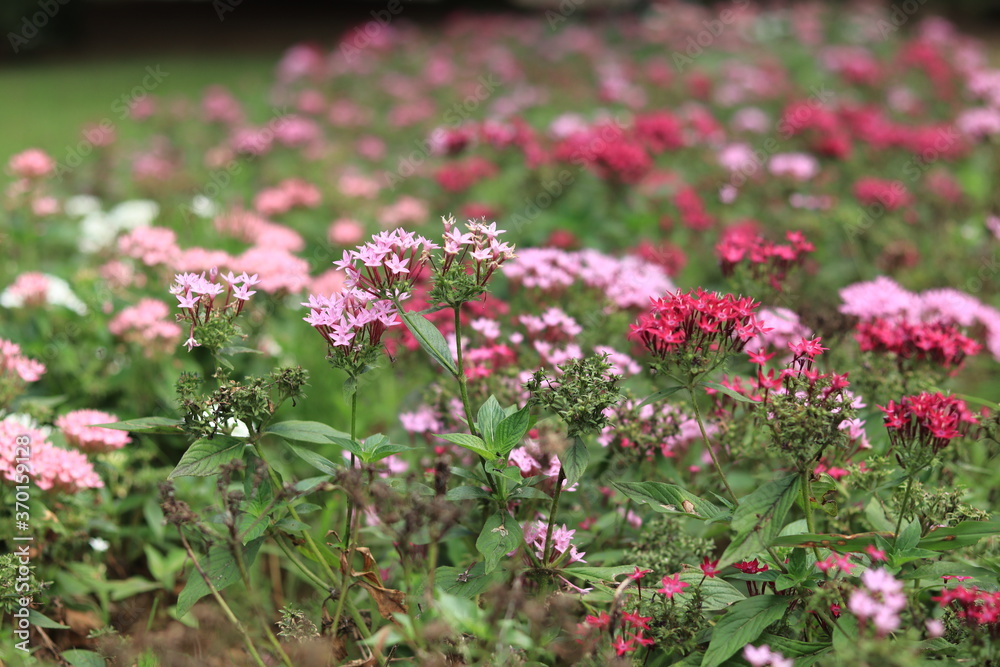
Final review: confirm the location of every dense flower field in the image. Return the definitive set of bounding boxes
[4,3,1000,665]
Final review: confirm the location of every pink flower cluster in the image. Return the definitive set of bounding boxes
[56,410,131,452]
[7,148,55,179]
[629,289,766,363]
[302,289,399,351]
[170,270,260,351]
[840,277,1000,360]
[879,392,978,461]
[3,272,50,307]
[215,209,305,252]
[0,339,46,397]
[743,644,793,667]
[935,585,1000,628]
[716,229,814,291]
[503,248,675,310]
[853,177,912,212]
[118,227,179,266]
[0,418,103,493]
[108,298,183,356]
[848,568,907,636]
[523,519,586,565]
[252,178,321,216]
[337,227,437,298]
[856,318,981,369]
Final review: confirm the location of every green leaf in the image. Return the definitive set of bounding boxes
[612,481,729,521]
[358,434,415,463]
[477,395,506,446]
[436,562,507,598]
[476,511,524,574]
[274,518,310,534]
[702,381,759,403]
[283,441,340,476]
[264,420,350,445]
[219,345,263,357]
[901,561,999,582]
[676,572,745,610]
[328,435,364,458]
[176,537,263,617]
[95,416,183,434]
[720,473,800,567]
[61,650,106,667]
[509,486,551,501]
[436,433,495,460]
[447,485,493,501]
[758,633,831,665]
[832,613,858,655]
[561,565,636,585]
[401,311,457,375]
[896,519,921,552]
[28,609,69,629]
[492,405,531,456]
[771,531,886,552]
[636,385,685,409]
[701,595,790,667]
[169,435,245,478]
[562,437,589,486]
[918,520,1000,551]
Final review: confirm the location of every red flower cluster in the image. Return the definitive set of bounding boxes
[434,156,498,192]
[577,606,656,657]
[716,229,814,291]
[630,240,687,277]
[855,319,981,369]
[554,123,652,185]
[629,289,766,373]
[633,111,685,153]
[673,186,713,231]
[853,177,912,212]
[879,392,978,464]
[934,586,1000,629]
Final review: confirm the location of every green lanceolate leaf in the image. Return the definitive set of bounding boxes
[446,485,493,501]
[635,385,685,409]
[436,562,506,598]
[561,437,589,486]
[675,572,746,610]
[176,537,264,617]
[701,594,790,667]
[476,511,524,574]
[401,310,458,375]
[918,520,1000,551]
[436,432,496,460]
[477,395,506,445]
[720,473,801,567]
[283,441,340,476]
[264,420,350,445]
[169,435,246,478]
[702,381,760,403]
[613,481,729,521]
[95,416,184,434]
[492,405,532,456]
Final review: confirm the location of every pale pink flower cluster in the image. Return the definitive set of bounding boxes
[338,227,439,298]
[503,248,675,310]
[523,519,586,564]
[202,85,245,125]
[170,270,260,351]
[768,152,820,181]
[436,217,515,284]
[7,148,55,179]
[1,339,45,384]
[597,400,708,457]
[338,171,381,199]
[399,405,443,435]
[214,209,305,252]
[839,276,1000,359]
[302,289,399,349]
[520,307,582,339]
[848,567,907,636]
[743,644,792,667]
[328,219,365,245]
[108,298,182,355]
[252,178,321,216]
[956,108,1000,139]
[0,419,103,493]
[118,227,179,266]
[745,307,813,360]
[592,346,642,376]
[377,196,429,228]
[272,116,321,148]
[717,143,754,172]
[231,247,310,294]
[3,272,49,307]
[56,410,131,452]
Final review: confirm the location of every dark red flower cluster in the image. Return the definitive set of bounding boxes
[629,289,766,372]
[855,318,981,369]
[934,586,1000,629]
[577,607,656,657]
[434,157,498,192]
[633,111,685,153]
[674,186,713,231]
[853,177,912,212]
[716,229,814,291]
[879,392,978,464]
[554,123,652,185]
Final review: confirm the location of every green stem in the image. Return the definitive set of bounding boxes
[178,530,269,667]
[542,467,567,565]
[801,471,822,561]
[453,306,477,435]
[893,475,915,549]
[687,385,738,505]
[344,390,358,549]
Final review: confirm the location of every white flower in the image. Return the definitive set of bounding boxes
[108,199,159,230]
[0,274,87,315]
[89,537,110,552]
[190,195,218,219]
[64,195,102,217]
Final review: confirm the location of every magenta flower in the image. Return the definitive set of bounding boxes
[656,573,690,599]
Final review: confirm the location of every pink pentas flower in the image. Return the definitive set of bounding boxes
[109,299,183,357]
[56,410,131,453]
[8,148,55,179]
[656,573,690,598]
[0,338,46,385]
[522,519,586,565]
[0,418,103,493]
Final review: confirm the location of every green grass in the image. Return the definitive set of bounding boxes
[0,54,277,161]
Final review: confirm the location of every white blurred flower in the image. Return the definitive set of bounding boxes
[64,194,102,217]
[90,537,110,552]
